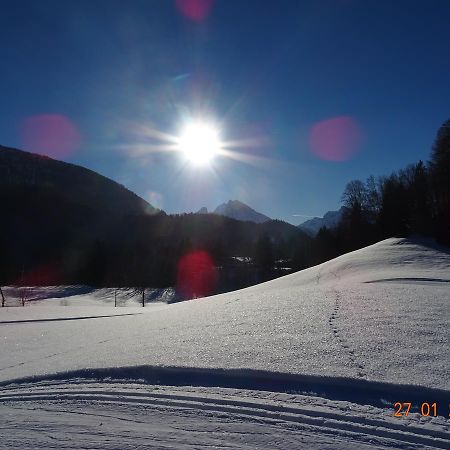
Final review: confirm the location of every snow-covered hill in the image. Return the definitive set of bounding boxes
[1,238,449,449]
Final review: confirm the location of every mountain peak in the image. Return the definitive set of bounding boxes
[213,200,270,223]
[298,206,347,236]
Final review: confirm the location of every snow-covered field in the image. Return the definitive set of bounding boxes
[1,238,449,449]
[2,286,177,307]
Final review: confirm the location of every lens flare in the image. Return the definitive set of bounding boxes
[16,263,63,286]
[309,116,363,162]
[175,0,214,22]
[177,122,221,165]
[117,116,274,172]
[147,190,164,209]
[177,250,217,299]
[20,114,81,159]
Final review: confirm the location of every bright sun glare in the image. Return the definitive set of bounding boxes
[178,122,221,165]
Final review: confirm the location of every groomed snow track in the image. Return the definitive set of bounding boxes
[1,367,449,449]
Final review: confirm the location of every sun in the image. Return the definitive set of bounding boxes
[177,122,221,165]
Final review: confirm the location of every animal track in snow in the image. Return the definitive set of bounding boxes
[328,289,367,379]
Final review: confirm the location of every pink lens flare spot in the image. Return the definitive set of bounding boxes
[309,116,363,162]
[17,263,63,286]
[20,114,81,159]
[175,0,213,21]
[177,250,217,299]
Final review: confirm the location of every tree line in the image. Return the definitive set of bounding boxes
[0,196,313,301]
[314,118,450,261]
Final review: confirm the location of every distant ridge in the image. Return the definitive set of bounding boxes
[298,206,347,236]
[0,145,159,216]
[197,200,271,223]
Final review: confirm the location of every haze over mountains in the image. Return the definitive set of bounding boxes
[197,200,271,223]
[298,207,347,236]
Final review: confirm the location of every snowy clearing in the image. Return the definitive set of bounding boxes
[1,286,177,307]
[0,238,449,448]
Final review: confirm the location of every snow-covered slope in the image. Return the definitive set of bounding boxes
[1,238,449,449]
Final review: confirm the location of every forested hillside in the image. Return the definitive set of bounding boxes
[0,182,311,296]
[0,145,157,215]
[313,119,450,262]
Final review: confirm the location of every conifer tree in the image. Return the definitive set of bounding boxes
[429,119,450,243]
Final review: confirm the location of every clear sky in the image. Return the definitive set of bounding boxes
[1,0,450,224]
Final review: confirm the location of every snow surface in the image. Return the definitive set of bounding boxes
[1,238,449,448]
[2,286,177,307]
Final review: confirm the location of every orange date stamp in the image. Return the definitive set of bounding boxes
[393,402,450,418]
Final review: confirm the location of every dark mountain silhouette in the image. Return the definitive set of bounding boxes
[298,207,347,236]
[0,145,158,216]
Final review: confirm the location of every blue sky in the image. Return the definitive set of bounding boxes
[1,0,450,224]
